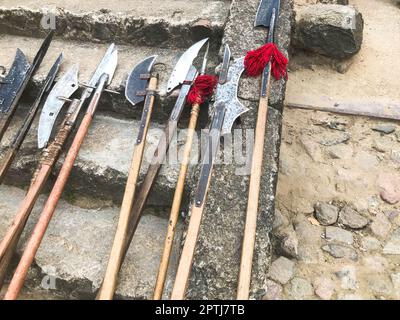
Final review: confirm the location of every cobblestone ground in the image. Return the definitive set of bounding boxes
[267,0,400,300]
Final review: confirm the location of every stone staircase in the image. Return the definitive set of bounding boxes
[0,0,293,300]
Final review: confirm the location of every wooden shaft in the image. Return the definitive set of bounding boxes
[0,164,51,289]
[237,69,272,300]
[3,112,94,300]
[97,76,158,300]
[170,202,206,300]
[120,120,178,261]
[0,120,74,290]
[0,148,16,184]
[153,103,200,300]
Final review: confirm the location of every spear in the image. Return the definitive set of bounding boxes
[0,54,62,183]
[0,65,79,290]
[171,45,248,299]
[0,31,54,141]
[153,43,217,300]
[97,55,159,300]
[237,0,287,299]
[3,44,118,300]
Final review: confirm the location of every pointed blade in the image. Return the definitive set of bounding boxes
[255,0,280,28]
[125,55,157,106]
[219,44,231,85]
[167,38,209,93]
[38,64,79,148]
[0,49,31,113]
[81,44,118,100]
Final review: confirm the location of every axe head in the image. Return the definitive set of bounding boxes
[255,0,280,28]
[125,55,157,106]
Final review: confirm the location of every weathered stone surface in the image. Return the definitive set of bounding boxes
[314,202,339,225]
[262,279,283,300]
[325,226,353,245]
[313,276,335,300]
[0,0,229,48]
[370,212,392,239]
[294,217,324,263]
[0,185,182,299]
[362,255,389,273]
[184,0,293,300]
[293,4,364,59]
[338,206,369,229]
[377,173,400,205]
[367,275,393,297]
[360,236,381,252]
[335,265,357,290]
[286,277,314,300]
[267,256,296,285]
[322,243,358,260]
[1,114,191,210]
[383,228,400,255]
[372,125,396,135]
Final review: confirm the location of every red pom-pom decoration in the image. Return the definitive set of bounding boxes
[244,43,288,80]
[187,74,218,105]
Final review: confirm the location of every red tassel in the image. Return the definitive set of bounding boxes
[244,43,288,80]
[187,74,218,105]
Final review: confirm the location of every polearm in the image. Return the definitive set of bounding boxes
[153,44,217,300]
[97,56,159,300]
[3,45,118,300]
[118,39,209,264]
[0,54,62,183]
[171,45,248,299]
[0,31,54,141]
[0,65,80,289]
[237,0,287,299]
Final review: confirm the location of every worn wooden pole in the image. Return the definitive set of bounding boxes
[153,103,200,300]
[0,99,80,290]
[237,65,272,300]
[3,75,109,300]
[97,76,158,300]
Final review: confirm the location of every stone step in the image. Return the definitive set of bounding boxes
[1,112,201,208]
[0,34,218,124]
[0,185,183,299]
[0,0,230,48]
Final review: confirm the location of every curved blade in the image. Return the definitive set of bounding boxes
[38,64,79,148]
[215,57,248,136]
[0,49,31,113]
[255,0,280,28]
[126,55,157,106]
[166,38,208,93]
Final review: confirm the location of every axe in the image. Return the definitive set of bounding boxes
[97,55,159,300]
[171,45,248,299]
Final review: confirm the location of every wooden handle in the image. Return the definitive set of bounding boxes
[153,103,200,300]
[170,202,205,300]
[0,148,16,184]
[0,164,51,289]
[237,69,272,300]
[97,76,158,300]
[4,113,94,300]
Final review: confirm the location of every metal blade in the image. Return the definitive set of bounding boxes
[167,38,209,93]
[255,0,280,28]
[81,44,117,100]
[38,64,79,148]
[30,30,55,76]
[219,44,231,85]
[0,49,31,113]
[125,55,157,106]
[216,57,248,136]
